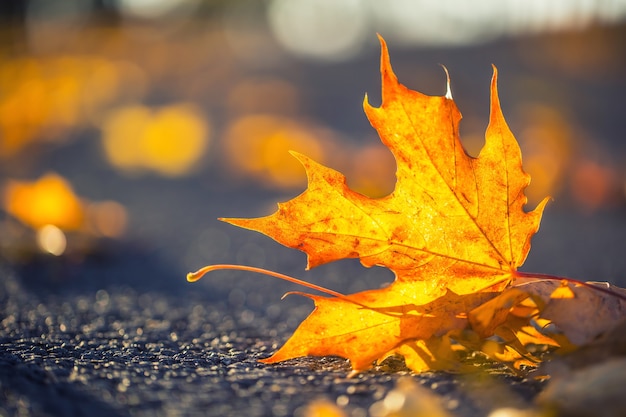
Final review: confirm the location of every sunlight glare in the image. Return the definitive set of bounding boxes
[268,0,368,61]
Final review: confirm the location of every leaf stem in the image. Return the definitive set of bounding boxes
[514,271,626,302]
[187,264,348,299]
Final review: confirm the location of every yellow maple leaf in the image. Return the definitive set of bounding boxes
[224,35,548,298]
[189,35,557,373]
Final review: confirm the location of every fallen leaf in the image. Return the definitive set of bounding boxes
[514,279,626,346]
[188,35,626,374]
[464,287,561,369]
[224,37,548,296]
[537,317,626,378]
[219,35,547,372]
[261,287,496,372]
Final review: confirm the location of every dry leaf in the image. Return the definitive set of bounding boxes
[219,35,547,372]
[188,35,626,374]
[515,279,626,346]
[225,37,548,296]
[261,288,495,372]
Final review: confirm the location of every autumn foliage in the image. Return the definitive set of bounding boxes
[188,36,626,374]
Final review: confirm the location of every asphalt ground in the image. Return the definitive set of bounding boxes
[0,258,546,417]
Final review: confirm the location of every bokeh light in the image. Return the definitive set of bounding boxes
[4,173,85,231]
[369,377,450,417]
[116,0,200,20]
[101,103,211,177]
[2,173,128,256]
[346,144,396,198]
[570,158,621,212]
[86,201,128,238]
[267,0,368,61]
[267,0,626,60]
[222,114,327,189]
[0,55,147,158]
[36,224,67,256]
[517,105,573,205]
[226,77,301,116]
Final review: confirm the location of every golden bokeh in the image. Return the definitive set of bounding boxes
[222,114,326,189]
[0,56,146,158]
[101,104,211,177]
[227,77,300,116]
[517,105,573,205]
[303,400,346,417]
[3,173,129,246]
[346,144,396,198]
[4,173,85,231]
[570,159,621,212]
[86,201,129,238]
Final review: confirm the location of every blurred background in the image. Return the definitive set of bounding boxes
[1,0,626,302]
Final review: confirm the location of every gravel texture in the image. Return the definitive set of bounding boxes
[0,252,550,417]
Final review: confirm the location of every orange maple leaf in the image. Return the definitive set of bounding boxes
[225,37,548,297]
[189,35,554,372]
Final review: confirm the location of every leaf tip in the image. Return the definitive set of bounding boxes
[489,64,502,111]
[439,64,453,100]
[288,149,308,165]
[375,32,386,48]
[378,33,390,71]
[377,33,398,98]
[220,216,251,229]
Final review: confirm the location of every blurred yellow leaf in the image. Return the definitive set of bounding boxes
[304,400,347,417]
[0,56,146,158]
[4,173,84,230]
[102,104,210,177]
[370,378,451,417]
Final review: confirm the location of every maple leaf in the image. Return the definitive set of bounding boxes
[188,36,626,373]
[209,36,548,371]
[224,37,548,297]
